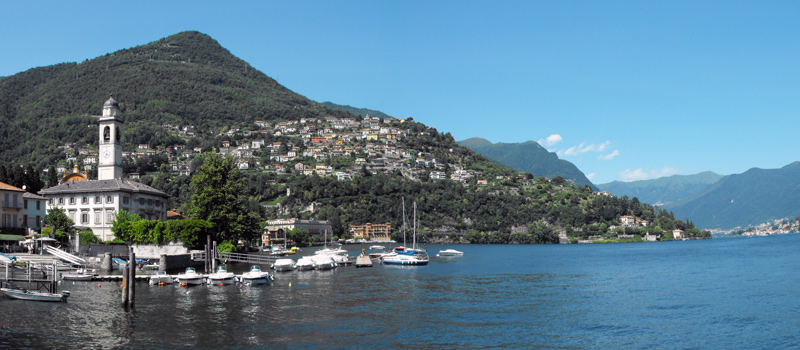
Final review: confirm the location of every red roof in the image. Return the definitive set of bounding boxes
[0,181,25,192]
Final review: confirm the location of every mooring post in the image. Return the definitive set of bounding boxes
[121,263,129,307]
[128,247,135,309]
[207,235,212,273]
[212,241,217,272]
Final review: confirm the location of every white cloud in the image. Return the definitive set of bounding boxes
[618,167,679,182]
[598,150,620,160]
[557,140,612,157]
[538,134,563,147]
[585,172,596,180]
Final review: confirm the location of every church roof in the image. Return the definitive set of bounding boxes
[38,179,168,198]
[103,95,119,108]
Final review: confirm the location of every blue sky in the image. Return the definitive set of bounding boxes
[2,1,799,184]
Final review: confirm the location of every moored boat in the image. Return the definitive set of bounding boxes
[207,266,235,285]
[295,256,315,270]
[272,259,296,272]
[149,271,174,285]
[240,265,272,285]
[62,269,93,281]
[0,288,69,302]
[437,249,464,256]
[311,255,337,270]
[176,267,203,285]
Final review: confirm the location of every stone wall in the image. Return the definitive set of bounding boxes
[133,242,191,259]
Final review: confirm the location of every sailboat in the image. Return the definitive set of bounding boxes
[383,199,429,266]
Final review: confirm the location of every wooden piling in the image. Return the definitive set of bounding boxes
[128,247,135,309]
[121,264,128,307]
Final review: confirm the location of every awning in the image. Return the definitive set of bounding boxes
[35,237,58,241]
[0,234,25,242]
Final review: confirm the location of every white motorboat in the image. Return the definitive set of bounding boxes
[315,230,348,256]
[62,269,93,281]
[311,255,337,270]
[295,256,315,271]
[207,266,235,285]
[0,288,69,302]
[240,265,272,285]
[272,259,296,272]
[437,249,464,256]
[176,267,203,286]
[369,245,386,250]
[149,271,174,285]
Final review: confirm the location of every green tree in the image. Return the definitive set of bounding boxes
[47,165,58,188]
[186,154,260,245]
[43,207,75,239]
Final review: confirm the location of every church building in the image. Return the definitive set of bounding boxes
[39,96,169,241]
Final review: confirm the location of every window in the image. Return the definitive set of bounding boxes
[139,198,144,206]
[106,210,114,223]
[24,200,28,209]
[69,197,75,205]
[68,210,76,223]
[49,198,54,205]
[156,200,162,208]
[35,216,40,227]
[58,198,64,205]
[94,210,101,225]
[12,194,17,208]
[3,193,7,207]
[123,196,129,205]
[82,197,89,205]
[147,199,153,206]
[22,215,27,227]
[106,196,113,204]
[81,212,89,224]
[36,201,40,210]
[95,196,101,204]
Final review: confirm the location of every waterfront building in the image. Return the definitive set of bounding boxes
[0,182,25,229]
[39,96,169,241]
[349,222,392,241]
[263,218,332,245]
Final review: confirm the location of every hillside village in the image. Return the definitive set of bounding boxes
[54,115,488,186]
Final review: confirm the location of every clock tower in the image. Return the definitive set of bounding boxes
[97,95,124,180]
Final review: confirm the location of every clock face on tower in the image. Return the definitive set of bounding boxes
[103,150,111,160]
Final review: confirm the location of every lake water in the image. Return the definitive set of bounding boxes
[2,235,800,349]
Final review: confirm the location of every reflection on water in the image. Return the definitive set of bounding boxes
[3,238,800,349]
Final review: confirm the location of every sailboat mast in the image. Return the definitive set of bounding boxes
[402,197,407,248]
[413,201,417,249]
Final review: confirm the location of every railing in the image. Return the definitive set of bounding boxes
[191,251,277,264]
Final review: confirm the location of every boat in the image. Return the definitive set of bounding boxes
[272,258,296,272]
[383,199,429,266]
[149,271,174,285]
[315,230,348,256]
[285,247,300,255]
[437,249,464,256]
[61,269,94,281]
[311,255,337,270]
[295,256,315,271]
[240,265,273,285]
[0,288,69,302]
[176,267,203,285]
[369,245,385,250]
[207,266,235,285]
[268,246,287,256]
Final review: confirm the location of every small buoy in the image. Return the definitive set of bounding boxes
[220,283,224,286]
[97,284,101,287]
[120,285,124,288]
[181,283,187,287]
[159,282,165,286]
[289,282,292,287]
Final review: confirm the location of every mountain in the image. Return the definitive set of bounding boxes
[458,138,595,189]
[666,162,800,229]
[597,171,723,205]
[320,102,392,119]
[0,31,355,168]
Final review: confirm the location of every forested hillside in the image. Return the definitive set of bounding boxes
[458,138,595,189]
[0,31,353,169]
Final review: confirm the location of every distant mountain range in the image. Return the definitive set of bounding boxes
[596,172,724,205]
[665,162,800,229]
[457,138,595,189]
